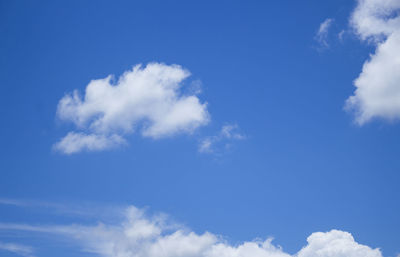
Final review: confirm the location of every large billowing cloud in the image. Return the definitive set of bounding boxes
[346,0,400,124]
[54,63,210,154]
[0,205,383,257]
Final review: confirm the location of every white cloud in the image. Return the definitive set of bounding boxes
[199,138,214,153]
[350,0,400,41]
[315,18,334,48]
[346,0,400,124]
[0,206,383,257]
[0,242,35,257]
[338,30,346,42]
[54,132,126,154]
[55,63,210,154]
[199,124,245,154]
[220,124,245,140]
[296,230,382,257]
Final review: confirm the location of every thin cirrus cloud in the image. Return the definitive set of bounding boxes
[345,0,400,125]
[0,242,35,257]
[315,18,334,48]
[54,63,210,154]
[0,203,383,257]
[199,124,245,154]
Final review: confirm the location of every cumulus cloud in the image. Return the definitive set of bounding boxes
[199,124,245,154]
[54,63,210,154]
[297,230,382,257]
[315,18,334,48]
[345,0,400,124]
[0,242,35,257]
[0,205,383,257]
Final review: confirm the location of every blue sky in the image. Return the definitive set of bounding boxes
[1,0,400,257]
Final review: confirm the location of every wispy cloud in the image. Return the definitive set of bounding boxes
[55,63,210,154]
[0,198,124,219]
[315,18,334,48]
[0,242,35,257]
[0,202,384,257]
[338,29,346,42]
[54,132,126,154]
[199,124,245,154]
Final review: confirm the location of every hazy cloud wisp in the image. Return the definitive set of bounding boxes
[315,18,334,48]
[0,242,35,257]
[199,124,245,154]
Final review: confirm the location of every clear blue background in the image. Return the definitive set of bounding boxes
[0,0,399,256]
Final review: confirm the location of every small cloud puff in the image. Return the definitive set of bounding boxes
[199,124,245,154]
[54,63,210,154]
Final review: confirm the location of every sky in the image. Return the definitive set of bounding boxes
[0,0,400,256]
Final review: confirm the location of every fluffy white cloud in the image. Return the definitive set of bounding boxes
[296,230,382,257]
[346,0,400,124]
[55,63,210,154]
[350,0,400,41]
[315,18,334,48]
[0,242,35,257]
[199,124,245,154]
[0,206,383,257]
